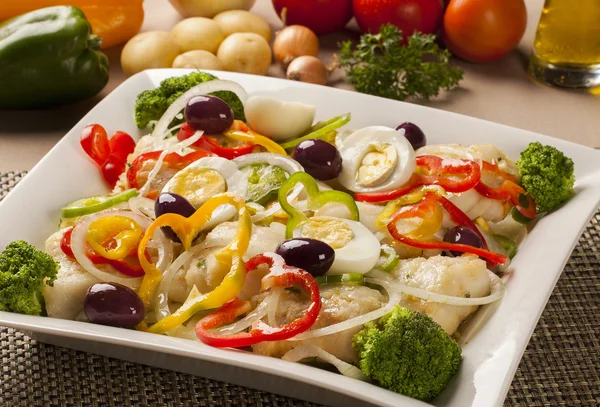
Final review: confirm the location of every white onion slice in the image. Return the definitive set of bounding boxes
[70,210,173,289]
[128,196,157,219]
[282,345,369,381]
[212,296,270,336]
[233,153,304,174]
[157,122,184,140]
[152,80,248,139]
[139,130,204,197]
[289,291,400,341]
[366,269,505,306]
[267,287,283,327]
[154,242,207,321]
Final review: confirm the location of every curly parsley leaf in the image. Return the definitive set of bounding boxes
[339,24,464,101]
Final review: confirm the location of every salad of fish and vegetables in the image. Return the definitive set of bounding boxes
[0,71,576,402]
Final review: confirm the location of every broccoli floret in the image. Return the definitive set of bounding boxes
[353,306,461,401]
[517,142,575,213]
[0,241,58,316]
[134,70,245,129]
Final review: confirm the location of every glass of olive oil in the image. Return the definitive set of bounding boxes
[529,0,600,89]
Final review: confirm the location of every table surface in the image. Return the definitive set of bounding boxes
[0,0,599,172]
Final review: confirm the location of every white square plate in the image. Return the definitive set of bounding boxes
[1,70,599,407]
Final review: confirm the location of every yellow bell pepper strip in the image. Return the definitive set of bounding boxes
[86,216,143,261]
[376,187,444,239]
[277,172,360,238]
[0,1,144,49]
[279,113,351,151]
[224,130,287,156]
[136,193,252,334]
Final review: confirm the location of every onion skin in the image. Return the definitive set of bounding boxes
[273,25,319,66]
[286,56,328,85]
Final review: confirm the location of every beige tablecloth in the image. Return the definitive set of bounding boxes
[0,0,598,172]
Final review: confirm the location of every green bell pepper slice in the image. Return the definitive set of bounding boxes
[61,189,140,219]
[0,6,109,109]
[278,172,359,238]
[240,163,289,206]
[315,273,365,286]
[279,113,351,150]
[375,244,400,273]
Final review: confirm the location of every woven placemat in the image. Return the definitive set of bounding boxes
[0,171,598,407]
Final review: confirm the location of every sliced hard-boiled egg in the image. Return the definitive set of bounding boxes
[338,126,416,193]
[162,156,248,208]
[293,216,381,275]
[244,96,316,141]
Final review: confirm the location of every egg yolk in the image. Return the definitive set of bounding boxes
[170,167,227,207]
[356,142,397,187]
[300,216,354,249]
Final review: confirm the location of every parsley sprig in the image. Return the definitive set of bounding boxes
[339,24,463,101]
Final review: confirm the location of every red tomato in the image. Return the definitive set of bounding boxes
[442,0,527,63]
[272,0,353,35]
[108,131,136,163]
[353,0,444,37]
[80,124,110,166]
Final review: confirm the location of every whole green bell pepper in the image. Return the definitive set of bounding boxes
[0,6,109,109]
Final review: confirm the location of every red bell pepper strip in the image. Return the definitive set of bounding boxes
[195,253,321,348]
[177,122,255,160]
[126,149,214,199]
[355,155,481,203]
[437,195,488,251]
[386,194,507,265]
[81,124,137,188]
[60,227,146,277]
[80,124,110,166]
[475,161,536,220]
[108,131,137,163]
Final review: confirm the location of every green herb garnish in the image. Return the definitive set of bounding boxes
[339,24,463,101]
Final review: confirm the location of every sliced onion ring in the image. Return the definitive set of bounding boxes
[70,210,173,289]
[366,268,505,306]
[289,290,400,341]
[152,80,248,139]
[233,153,304,174]
[154,242,207,321]
[128,196,157,219]
[282,345,369,381]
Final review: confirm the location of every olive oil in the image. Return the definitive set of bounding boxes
[529,0,600,88]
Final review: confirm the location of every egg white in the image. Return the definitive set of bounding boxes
[293,217,381,275]
[337,126,416,193]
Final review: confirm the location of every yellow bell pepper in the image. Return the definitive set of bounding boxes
[0,0,144,49]
[224,130,288,156]
[377,187,443,239]
[137,193,252,334]
[86,216,143,260]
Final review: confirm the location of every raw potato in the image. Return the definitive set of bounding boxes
[217,33,271,75]
[171,17,225,54]
[169,0,256,18]
[173,50,224,70]
[121,31,180,77]
[213,10,272,43]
